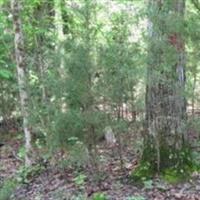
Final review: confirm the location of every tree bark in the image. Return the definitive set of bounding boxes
[54,0,65,76]
[144,0,187,172]
[191,70,197,119]
[11,0,33,167]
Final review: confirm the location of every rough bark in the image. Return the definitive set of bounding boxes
[11,0,33,166]
[144,0,187,172]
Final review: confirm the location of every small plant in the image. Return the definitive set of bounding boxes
[73,174,87,186]
[143,179,153,189]
[92,192,108,200]
[130,161,153,183]
[16,164,45,184]
[0,179,17,200]
[17,146,26,160]
[67,136,79,145]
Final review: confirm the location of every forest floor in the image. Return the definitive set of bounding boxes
[1,133,200,200]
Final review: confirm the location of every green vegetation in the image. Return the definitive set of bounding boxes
[16,164,45,184]
[131,146,200,184]
[0,0,200,199]
[0,179,17,200]
[92,193,108,200]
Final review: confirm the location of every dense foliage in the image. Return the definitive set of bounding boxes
[0,0,200,199]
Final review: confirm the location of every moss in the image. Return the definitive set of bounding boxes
[130,161,154,184]
[162,168,186,184]
[131,145,200,184]
[162,149,200,184]
[162,163,199,184]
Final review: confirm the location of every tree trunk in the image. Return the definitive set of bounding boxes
[11,0,33,167]
[54,0,65,76]
[192,71,197,119]
[144,0,187,172]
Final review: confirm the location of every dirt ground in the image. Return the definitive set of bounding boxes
[1,134,200,200]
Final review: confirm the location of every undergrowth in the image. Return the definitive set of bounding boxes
[0,179,17,200]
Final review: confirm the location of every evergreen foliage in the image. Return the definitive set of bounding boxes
[0,0,200,194]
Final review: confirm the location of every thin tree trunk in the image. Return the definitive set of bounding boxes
[54,0,65,76]
[192,71,197,119]
[11,0,33,167]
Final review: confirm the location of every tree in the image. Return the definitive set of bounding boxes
[11,0,33,166]
[0,1,17,124]
[54,0,65,76]
[143,0,187,172]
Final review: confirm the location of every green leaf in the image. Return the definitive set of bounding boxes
[0,69,13,79]
[73,174,87,186]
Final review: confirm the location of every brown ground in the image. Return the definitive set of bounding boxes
[1,134,200,200]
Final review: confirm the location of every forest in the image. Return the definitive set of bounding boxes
[0,0,200,199]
